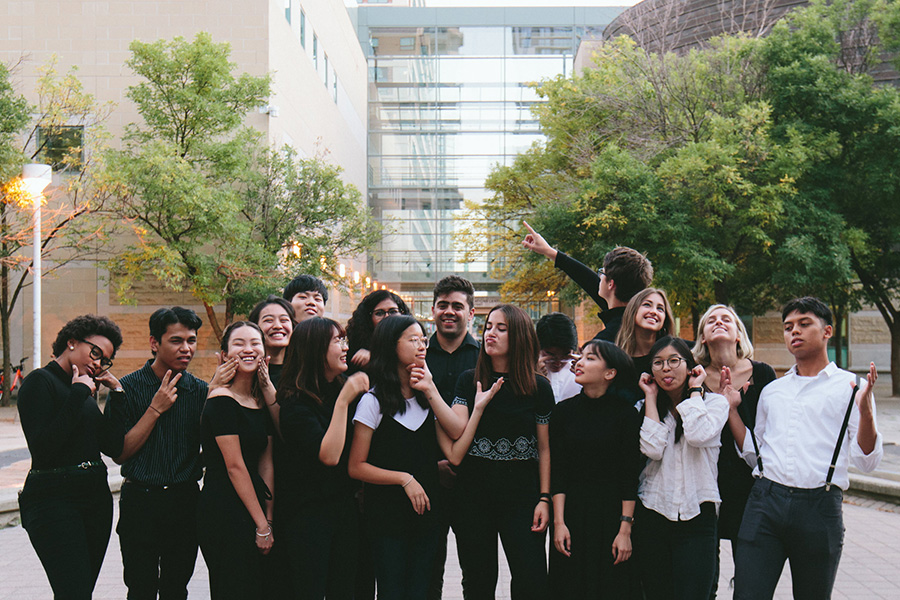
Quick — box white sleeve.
[848,382,883,472]
[677,393,729,448]
[353,392,383,430]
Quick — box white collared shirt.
[739,362,883,490]
[638,393,729,521]
[546,364,582,404]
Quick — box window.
[284,0,291,24]
[399,37,415,50]
[313,34,318,70]
[300,10,306,47]
[324,54,329,86]
[36,125,83,170]
[333,73,338,103]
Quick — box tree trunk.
[832,304,845,369]
[204,302,223,344]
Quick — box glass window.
[313,34,318,70]
[324,54,329,85]
[333,73,338,103]
[284,0,290,24]
[399,37,415,50]
[36,125,83,170]
[300,10,306,47]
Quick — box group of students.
[15,225,884,600]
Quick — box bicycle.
[0,356,28,403]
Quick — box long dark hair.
[346,290,411,359]
[368,314,427,417]
[615,288,675,356]
[219,321,265,406]
[580,339,635,387]
[277,317,345,406]
[648,336,696,442]
[474,304,539,396]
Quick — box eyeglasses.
[406,336,429,348]
[80,339,113,371]
[651,357,685,371]
[372,308,401,319]
[336,336,349,349]
[597,267,605,278]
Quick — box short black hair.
[580,339,635,385]
[52,314,124,358]
[536,312,578,352]
[603,246,653,303]
[283,274,328,304]
[248,295,296,325]
[782,296,832,326]
[149,307,203,343]
[433,275,474,311]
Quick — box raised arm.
[522,221,603,308]
[318,372,369,466]
[113,371,182,464]
[410,362,466,440]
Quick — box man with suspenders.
[728,296,883,599]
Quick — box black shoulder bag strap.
[825,375,861,491]
[740,386,765,478]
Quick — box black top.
[454,369,554,462]
[592,307,625,343]
[268,363,284,388]
[18,361,123,470]
[200,395,273,507]
[426,332,479,406]
[550,391,641,499]
[106,360,207,485]
[279,380,359,507]
[713,360,777,539]
[554,251,625,339]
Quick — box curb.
[848,472,900,499]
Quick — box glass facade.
[353,6,620,307]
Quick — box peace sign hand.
[150,370,181,415]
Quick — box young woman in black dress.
[615,287,676,378]
[198,321,276,600]
[347,315,466,599]
[277,317,370,599]
[248,295,296,387]
[451,304,554,600]
[691,304,776,595]
[345,289,411,370]
[549,340,641,599]
[17,315,125,599]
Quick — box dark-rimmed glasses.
[80,339,113,371]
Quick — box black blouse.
[18,361,123,470]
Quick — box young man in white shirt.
[730,296,882,599]
[536,312,582,403]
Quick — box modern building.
[349,3,624,320]
[0,0,369,378]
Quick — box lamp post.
[21,164,52,371]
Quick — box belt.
[123,479,197,492]
[28,460,105,476]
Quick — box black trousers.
[734,478,844,600]
[454,462,548,600]
[633,501,718,600]
[19,469,113,600]
[117,480,199,600]
[371,517,442,600]
[280,495,359,600]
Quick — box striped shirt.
[106,360,208,485]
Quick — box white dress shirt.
[546,365,582,404]
[353,392,430,431]
[639,393,729,521]
[739,362,883,490]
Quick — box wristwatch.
[688,386,704,397]
[620,515,634,524]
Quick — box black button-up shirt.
[426,332,480,406]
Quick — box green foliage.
[0,62,29,182]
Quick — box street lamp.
[22,163,52,371]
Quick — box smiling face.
[291,291,326,322]
[151,322,197,373]
[258,303,293,351]
[371,298,401,327]
[701,306,739,347]
[396,323,428,368]
[574,345,615,387]
[432,291,473,340]
[783,310,831,360]
[483,309,510,359]
[635,292,667,333]
[324,326,349,381]
[225,325,265,372]
[651,345,689,393]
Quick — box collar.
[428,332,479,354]
[785,361,839,378]
[46,360,71,384]
[599,305,625,321]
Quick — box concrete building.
[1,0,369,378]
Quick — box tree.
[107,33,378,339]
[0,58,115,405]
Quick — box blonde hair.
[615,288,674,356]
[691,304,754,366]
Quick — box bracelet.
[539,492,552,500]
[148,405,162,416]
[620,515,634,524]
[401,475,414,488]
[538,497,551,504]
[256,526,272,537]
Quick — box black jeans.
[454,462,548,600]
[633,501,718,600]
[371,518,441,600]
[281,496,359,600]
[734,478,844,600]
[118,480,199,600]
[19,469,113,600]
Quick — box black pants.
[428,481,467,600]
[734,478,844,600]
[118,480,199,600]
[19,469,113,600]
[633,501,718,600]
[371,518,441,600]
[281,495,359,600]
[454,462,548,600]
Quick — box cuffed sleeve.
[677,393,729,448]
[640,416,668,461]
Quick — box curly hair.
[346,290,411,361]
[52,314,124,358]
